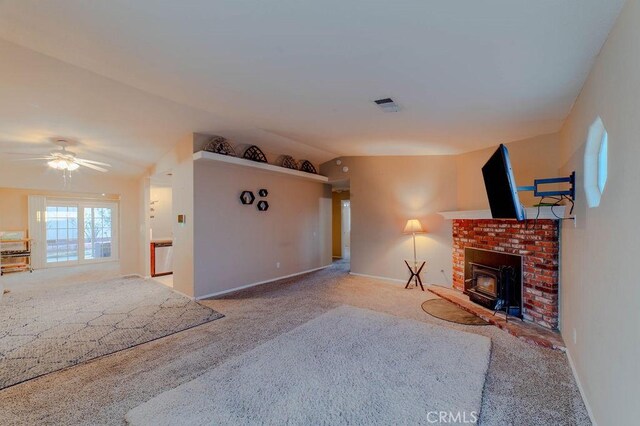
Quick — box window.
[45,200,118,265]
[597,131,608,194]
[46,204,79,263]
[584,117,608,208]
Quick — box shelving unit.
[1,231,33,276]
[193,151,329,183]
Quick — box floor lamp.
[403,219,426,287]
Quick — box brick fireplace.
[452,219,559,329]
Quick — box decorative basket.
[243,145,268,163]
[279,155,298,170]
[298,160,317,174]
[203,136,237,157]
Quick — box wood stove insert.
[464,248,522,319]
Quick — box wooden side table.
[404,260,426,291]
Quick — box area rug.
[0,276,223,389]
[422,299,489,326]
[126,305,491,425]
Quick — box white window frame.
[44,198,119,267]
[584,117,608,208]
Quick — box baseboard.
[349,272,405,285]
[196,265,331,300]
[167,286,196,300]
[565,347,597,425]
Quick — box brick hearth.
[452,219,559,329]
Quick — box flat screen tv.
[482,144,525,221]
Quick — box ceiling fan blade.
[9,157,54,161]
[76,161,108,172]
[75,158,112,167]
[2,152,51,157]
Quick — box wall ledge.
[194,151,329,183]
[439,206,566,220]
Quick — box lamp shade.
[403,219,425,234]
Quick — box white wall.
[557,0,640,423]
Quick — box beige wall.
[149,186,173,241]
[0,166,142,276]
[321,133,563,285]
[0,188,29,231]
[147,134,195,296]
[456,132,563,210]
[331,191,350,258]
[193,160,332,297]
[322,156,458,284]
[556,0,640,423]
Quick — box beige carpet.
[0,261,591,425]
[0,276,223,390]
[126,305,491,425]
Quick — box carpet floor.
[0,260,590,425]
[126,306,491,425]
[0,276,223,390]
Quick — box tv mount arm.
[516,171,576,200]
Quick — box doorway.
[149,172,174,287]
[341,200,351,260]
[331,187,350,266]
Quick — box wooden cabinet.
[150,240,173,277]
[1,231,33,275]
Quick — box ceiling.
[0,0,625,176]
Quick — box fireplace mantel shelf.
[438,206,566,221]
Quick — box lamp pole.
[412,232,417,267]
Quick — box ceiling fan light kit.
[11,140,112,184]
[47,158,79,171]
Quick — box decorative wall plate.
[204,136,237,156]
[258,189,268,197]
[257,200,269,211]
[243,145,268,163]
[240,191,255,205]
[279,155,298,170]
[298,160,317,174]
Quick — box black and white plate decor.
[257,200,269,211]
[240,191,255,205]
[258,189,268,197]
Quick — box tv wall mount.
[517,171,576,200]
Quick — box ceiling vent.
[374,98,399,112]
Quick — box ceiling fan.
[9,140,112,173]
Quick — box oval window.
[584,117,608,208]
